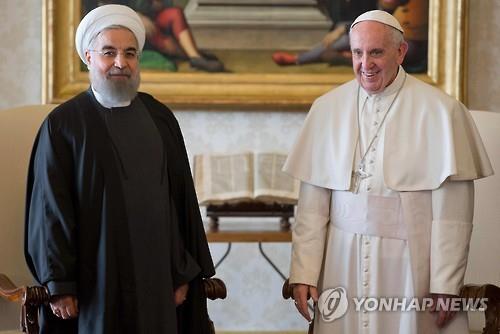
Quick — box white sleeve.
[289,181,331,286]
[430,180,474,295]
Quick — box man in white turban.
[25,4,215,334]
[284,9,493,334]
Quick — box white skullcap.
[351,10,404,34]
[75,4,145,64]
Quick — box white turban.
[351,10,404,34]
[75,4,146,64]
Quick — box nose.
[360,52,373,69]
[113,53,128,69]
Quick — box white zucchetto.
[75,4,145,64]
[351,9,404,33]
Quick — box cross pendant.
[351,166,371,194]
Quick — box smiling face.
[85,27,141,103]
[349,21,408,94]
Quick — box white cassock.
[283,68,493,334]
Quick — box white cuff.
[430,219,473,295]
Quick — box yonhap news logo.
[318,286,488,323]
[317,287,349,322]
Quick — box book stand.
[204,202,295,280]
[206,202,294,230]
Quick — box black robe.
[24,90,215,333]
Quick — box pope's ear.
[397,41,409,65]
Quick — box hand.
[50,295,79,319]
[292,284,318,322]
[322,25,346,48]
[429,293,457,328]
[174,283,189,306]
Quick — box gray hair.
[387,26,405,47]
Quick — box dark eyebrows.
[100,45,116,50]
[99,45,138,51]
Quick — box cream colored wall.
[0,0,499,331]
[467,111,500,330]
[0,1,41,109]
[468,1,500,111]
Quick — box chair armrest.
[282,278,293,300]
[0,273,26,302]
[0,273,50,334]
[203,277,227,300]
[460,284,500,334]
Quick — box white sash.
[331,191,407,240]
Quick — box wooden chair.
[0,273,226,334]
[282,279,500,334]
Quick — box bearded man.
[284,10,493,334]
[24,5,214,334]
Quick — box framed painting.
[42,0,468,110]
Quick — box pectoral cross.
[351,165,371,194]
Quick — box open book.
[194,152,299,205]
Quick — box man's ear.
[397,41,409,65]
[85,50,92,67]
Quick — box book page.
[194,152,254,205]
[253,152,299,204]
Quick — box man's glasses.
[88,49,141,60]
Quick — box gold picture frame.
[42,0,468,110]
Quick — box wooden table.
[205,221,292,280]
[206,221,291,243]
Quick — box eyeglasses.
[88,49,141,60]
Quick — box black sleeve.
[25,118,78,296]
[170,196,201,288]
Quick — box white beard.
[89,66,140,106]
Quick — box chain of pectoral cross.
[351,73,407,194]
